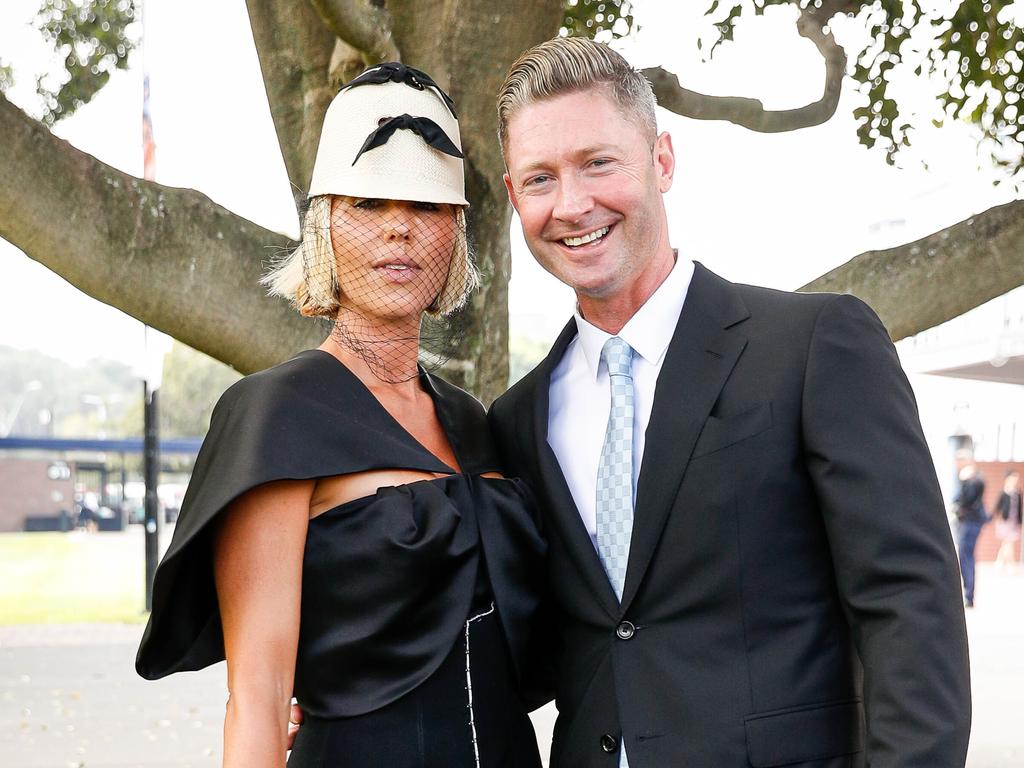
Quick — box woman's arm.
[214,479,313,768]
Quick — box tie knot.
[601,337,633,379]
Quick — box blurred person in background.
[994,469,1022,570]
[954,463,988,607]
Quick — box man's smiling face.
[503,88,675,304]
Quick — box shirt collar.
[574,256,695,380]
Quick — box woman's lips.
[374,262,422,283]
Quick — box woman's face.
[330,195,457,320]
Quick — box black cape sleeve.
[135,350,494,679]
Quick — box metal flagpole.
[140,0,162,612]
[143,373,160,611]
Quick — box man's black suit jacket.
[489,264,971,768]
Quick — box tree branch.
[0,94,323,374]
[308,0,399,62]
[643,2,848,132]
[245,0,338,205]
[801,200,1024,341]
[329,37,370,90]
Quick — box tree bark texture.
[0,93,322,375]
[309,0,400,62]
[801,199,1024,342]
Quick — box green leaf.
[33,0,138,123]
[562,0,636,41]
[844,0,1024,182]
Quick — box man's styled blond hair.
[497,37,657,155]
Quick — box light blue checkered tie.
[596,337,635,601]
[596,337,634,768]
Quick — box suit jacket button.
[600,733,618,753]
[616,620,635,640]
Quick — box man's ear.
[653,131,675,194]
[503,172,520,213]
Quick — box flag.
[142,74,156,181]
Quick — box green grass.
[0,530,149,624]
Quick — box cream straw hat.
[307,63,468,206]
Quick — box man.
[488,37,971,767]
[953,463,987,607]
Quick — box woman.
[995,470,1022,568]
[136,64,547,767]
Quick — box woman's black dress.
[135,350,548,767]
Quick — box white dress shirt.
[547,257,694,539]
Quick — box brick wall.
[0,458,75,532]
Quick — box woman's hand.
[287,700,304,750]
[214,479,313,768]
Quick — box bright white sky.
[0,0,1018,366]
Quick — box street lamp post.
[140,327,172,612]
[143,376,160,611]
[139,4,165,611]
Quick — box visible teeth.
[383,264,409,270]
[563,226,609,247]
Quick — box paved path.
[1,566,1021,767]
[963,565,1024,767]
[1,624,224,768]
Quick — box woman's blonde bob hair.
[262,195,478,319]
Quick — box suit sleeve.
[801,294,971,767]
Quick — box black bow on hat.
[344,62,458,118]
[352,114,464,166]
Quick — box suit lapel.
[620,264,750,612]
[528,319,621,619]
